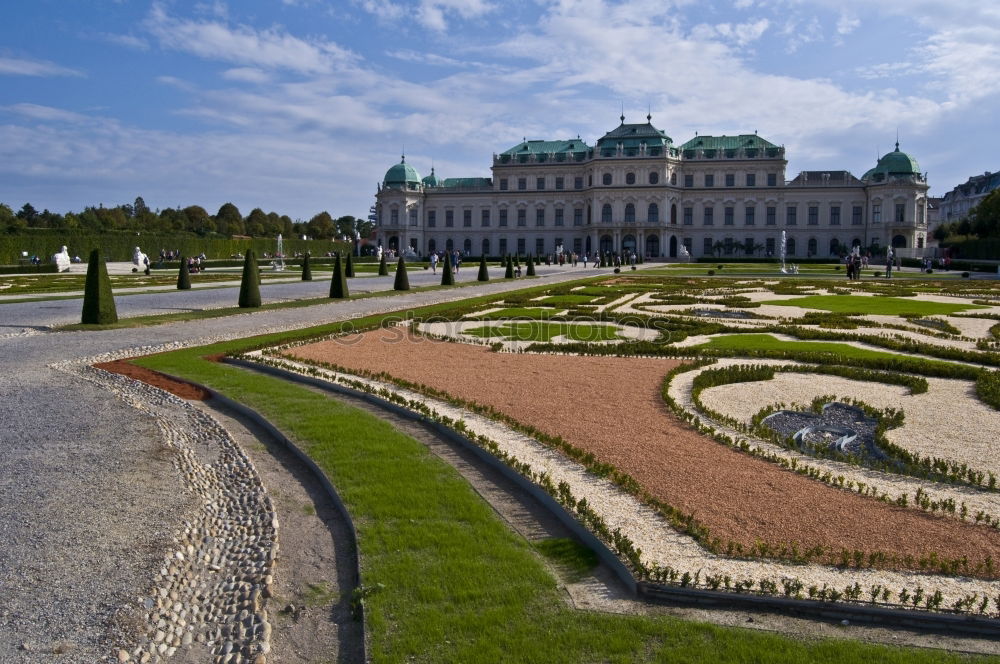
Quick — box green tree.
[393,257,409,290]
[17,203,38,225]
[215,202,243,236]
[330,253,349,298]
[505,256,514,279]
[526,253,536,276]
[177,257,191,290]
[81,248,118,324]
[184,205,214,235]
[335,215,358,240]
[246,207,268,236]
[308,211,334,239]
[441,251,454,286]
[265,211,283,237]
[238,250,261,308]
[134,196,150,217]
[301,253,312,281]
[378,252,388,276]
[280,215,294,237]
[345,252,355,278]
[1,203,23,231]
[970,189,1000,238]
[477,254,489,282]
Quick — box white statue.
[52,245,71,272]
[132,246,149,273]
[376,245,383,260]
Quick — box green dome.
[383,156,422,187]
[864,143,920,181]
[421,167,442,187]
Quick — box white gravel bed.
[255,352,1000,617]
[945,316,1000,340]
[594,291,640,313]
[668,360,1000,531]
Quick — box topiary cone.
[393,257,409,290]
[441,251,454,286]
[345,252,355,278]
[504,256,514,279]
[477,255,489,282]
[330,252,349,298]
[238,249,261,308]
[301,253,312,281]
[526,253,536,276]
[81,248,118,324]
[378,252,389,276]
[177,256,191,290]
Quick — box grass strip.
[761,295,985,316]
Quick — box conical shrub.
[393,257,409,290]
[238,249,261,308]
[81,248,118,324]
[477,255,489,282]
[526,254,536,276]
[345,252,355,278]
[378,252,389,276]
[599,254,607,268]
[330,253,349,298]
[441,251,454,286]
[505,256,514,279]
[177,256,191,290]
[301,253,312,281]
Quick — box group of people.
[429,250,463,273]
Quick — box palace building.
[374,116,929,260]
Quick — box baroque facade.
[939,171,1000,223]
[374,117,929,260]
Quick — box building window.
[704,207,714,225]
[428,210,436,227]
[499,209,508,226]
[917,235,925,249]
[745,206,755,225]
[725,173,735,187]
[895,203,905,222]
[499,238,507,255]
[390,209,398,225]
[536,177,544,190]
[649,171,659,184]
[499,178,509,191]
[464,238,472,254]
[648,203,659,223]
[481,209,490,227]
[873,203,881,223]
[427,238,436,254]
[724,237,734,255]
[573,238,582,253]
[829,238,840,255]
[766,237,775,255]
[724,206,734,225]
[445,210,454,227]
[786,206,797,225]
[536,238,545,255]
[852,206,862,225]
[807,238,818,256]
[482,238,490,256]
[574,176,583,189]
[683,207,693,225]
[517,209,526,226]
[830,205,840,226]
[463,209,472,227]
[767,173,777,187]
[766,206,776,225]
[786,237,796,255]
[555,176,564,190]
[703,237,714,255]
[808,206,819,225]
[574,208,583,226]
[536,208,545,226]
[626,172,636,185]
[555,208,564,226]
[515,178,525,191]
[684,174,694,187]
[624,203,635,222]
[601,204,612,223]
[746,174,756,187]
[670,172,677,185]
[744,237,754,255]
[410,208,418,226]
[683,238,693,255]
[602,173,612,185]
[517,238,526,255]
[705,174,714,187]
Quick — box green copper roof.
[440,177,491,188]
[679,134,778,151]
[500,139,591,156]
[596,120,673,147]
[421,167,442,187]
[864,143,920,180]
[383,156,421,187]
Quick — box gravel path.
[0,263,613,662]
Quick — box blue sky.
[1,0,998,220]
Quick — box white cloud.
[0,103,91,124]
[356,0,495,31]
[835,13,859,35]
[0,56,84,78]
[221,67,272,84]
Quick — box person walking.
[430,252,438,273]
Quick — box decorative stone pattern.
[54,355,277,664]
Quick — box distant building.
[939,171,1000,222]
[374,117,930,259]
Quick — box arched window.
[829,238,840,255]
[892,234,907,248]
[464,238,472,254]
[670,172,677,185]
[481,238,490,256]
[648,203,659,223]
[786,237,796,256]
[428,238,436,254]
[807,238,818,256]
[626,172,636,185]
[624,203,635,222]
[670,204,677,225]
[601,203,612,223]
[649,171,659,185]
[445,238,454,251]
[602,173,612,186]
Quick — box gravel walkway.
[0,263,611,662]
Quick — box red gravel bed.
[95,359,210,400]
[284,331,1000,572]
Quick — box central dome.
[383,156,421,188]
[863,143,920,181]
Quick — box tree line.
[0,196,374,241]
[934,188,1000,241]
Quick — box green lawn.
[464,321,623,342]
[133,336,994,663]
[761,295,984,316]
[464,307,559,320]
[536,294,600,307]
